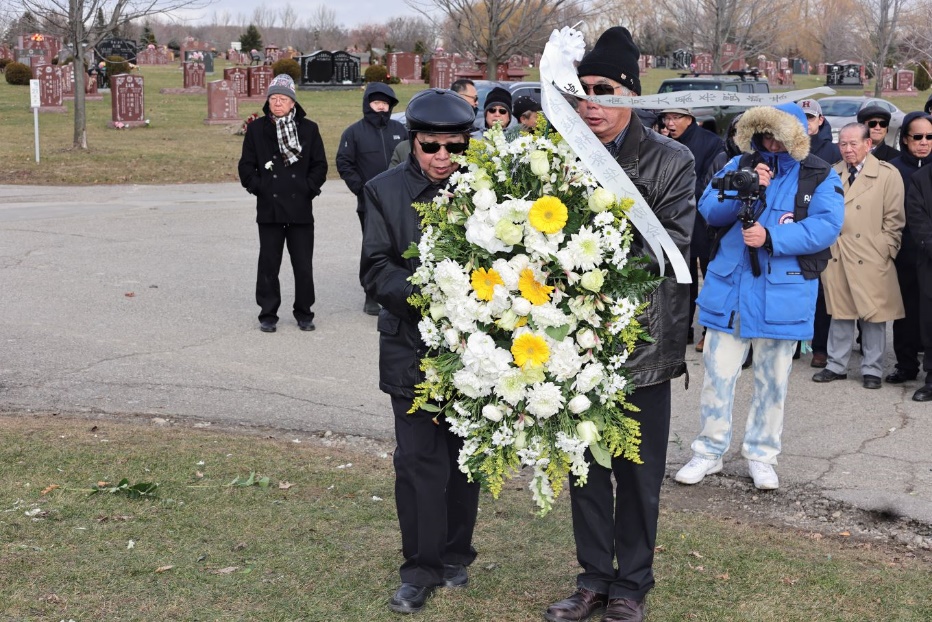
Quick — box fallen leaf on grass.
[155,565,174,573]
[689,551,704,559]
[278,481,293,490]
[781,576,799,585]
[41,484,60,495]
[716,573,730,581]
[654,545,666,553]
[231,542,247,551]
[839,531,851,537]
[212,566,240,574]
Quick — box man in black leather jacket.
[336,82,407,315]
[360,89,480,615]
[545,27,695,622]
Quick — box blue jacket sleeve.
[699,155,743,227]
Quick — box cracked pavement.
[1,182,930,528]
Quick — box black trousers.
[568,381,671,601]
[256,223,315,324]
[391,395,480,586]
[689,256,709,339]
[920,277,932,381]
[892,259,922,375]
[811,279,831,355]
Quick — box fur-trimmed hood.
[736,102,810,162]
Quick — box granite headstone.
[205,79,239,124]
[110,74,146,127]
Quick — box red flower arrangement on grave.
[237,112,261,136]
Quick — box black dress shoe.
[297,320,315,331]
[810,352,827,368]
[544,587,608,622]
[259,321,276,333]
[913,384,932,402]
[389,583,434,614]
[442,563,468,588]
[862,375,882,389]
[812,369,847,383]
[885,368,918,384]
[602,597,646,622]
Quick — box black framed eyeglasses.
[580,83,620,96]
[417,139,469,154]
[866,119,889,128]
[487,107,509,115]
[909,133,932,141]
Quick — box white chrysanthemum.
[593,211,615,228]
[574,362,605,393]
[565,226,603,271]
[473,187,498,211]
[501,198,531,223]
[547,339,584,382]
[511,296,532,316]
[523,227,563,259]
[452,368,494,398]
[495,368,527,406]
[491,258,520,291]
[526,382,565,419]
[434,259,470,297]
[486,284,511,316]
[447,296,481,333]
[530,303,571,328]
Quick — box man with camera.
[675,103,843,490]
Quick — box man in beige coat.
[813,123,905,389]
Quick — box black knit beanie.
[484,87,513,115]
[576,27,641,95]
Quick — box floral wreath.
[406,120,661,513]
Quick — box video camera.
[711,168,761,202]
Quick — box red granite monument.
[387,52,421,82]
[246,66,272,100]
[224,67,249,97]
[183,61,206,89]
[204,79,240,125]
[110,74,146,128]
[36,64,67,113]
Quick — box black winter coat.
[890,139,931,266]
[361,156,446,397]
[336,82,407,214]
[811,119,841,165]
[616,116,697,388]
[676,121,724,259]
[906,164,932,287]
[238,101,328,224]
[871,141,899,162]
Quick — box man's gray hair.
[841,122,870,140]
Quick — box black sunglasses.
[866,120,889,128]
[487,107,509,115]
[909,133,932,141]
[417,139,469,154]
[580,83,619,96]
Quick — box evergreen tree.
[140,22,156,46]
[239,24,262,52]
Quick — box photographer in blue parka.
[675,103,844,491]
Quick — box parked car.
[655,72,771,137]
[816,96,905,147]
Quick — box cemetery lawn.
[2,414,931,621]
[2,64,930,187]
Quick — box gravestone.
[332,51,360,83]
[36,64,67,113]
[184,49,214,73]
[896,70,914,92]
[387,52,421,82]
[881,67,894,92]
[137,45,171,65]
[247,65,273,98]
[84,71,102,99]
[0,44,11,60]
[224,67,249,97]
[183,61,206,89]
[430,54,453,89]
[110,74,146,127]
[264,45,281,64]
[204,79,239,124]
[61,63,75,98]
[96,37,138,63]
[301,51,334,84]
[693,53,713,74]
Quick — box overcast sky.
[174,1,427,31]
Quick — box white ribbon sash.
[539,26,836,284]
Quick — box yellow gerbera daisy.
[528,196,568,234]
[471,267,504,301]
[518,268,553,305]
[511,333,550,368]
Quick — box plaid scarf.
[274,109,302,166]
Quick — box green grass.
[1,415,930,621]
[2,62,928,187]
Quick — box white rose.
[513,429,527,450]
[576,420,601,443]
[473,187,498,211]
[444,328,461,349]
[568,395,592,414]
[529,150,550,177]
[495,219,524,246]
[588,187,615,212]
[482,404,504,422]
[511,297,532,316]
[576,328,598,350]
[473,169,493,191]
[580,269,605,293]
[496,309,521,331]
[429,301,447,321]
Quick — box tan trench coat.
[823,154,905,322]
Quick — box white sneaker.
[747,460,779,490]
[674,455,723,485]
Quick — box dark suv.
[655,72,770,137]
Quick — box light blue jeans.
[691,318,797,465]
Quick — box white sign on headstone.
[30,78,40,108]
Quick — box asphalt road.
[2,182,930,525]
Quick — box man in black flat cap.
[857,105,899,162]
[544,26,695,622]
[361,88,480,615]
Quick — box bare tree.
[250,5,276,32]
[297,6,347,52]
[900,0,932,79]
[384,16,436,54]
[18,0,211,150]
[349,22,387,55]
[277,3,298,50]
[407,0,588,79]
[856,0,912,95]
